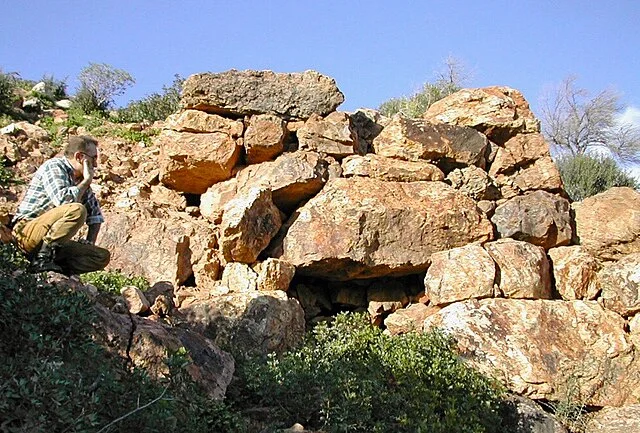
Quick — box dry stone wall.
[2,69,640,423]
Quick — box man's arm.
[86,223,101,244]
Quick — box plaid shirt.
[13,157,104,225]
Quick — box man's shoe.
[29,242,64,273]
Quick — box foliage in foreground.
[0,242,244,433]
[239,312,505,433]
[555,153,638,201]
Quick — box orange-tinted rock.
[548,246,600,300]
[270,177,493,280]
[423,298,640,406]
[298,112,362,158]
[573,187,640,260]
[424,86,540,144]
[244,113,286,164]
[342,154,444,182]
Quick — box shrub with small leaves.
[0,242,246,432]
[115,74,184,123]
[239,312,505,433]
[81,269,150,294]
[556,153,638,201]
[74,62,135,114]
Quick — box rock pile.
[2,70,639,431]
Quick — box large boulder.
[424,298,640,406]
[548,246,600,300]
[235,150,332,213]
[98,212,193,286]
[572,187,640,260]
[597,253,640,317]
[424,243,497,306]
[372,115,489,169]
[92,303,234,399]
[157,129,242,194]
[484,239,552,299]
[178,289,305,356]
[491,190,573,250]
[585,405,640,433]
[243,113,286,164]
[423,86,540,144]
[219,187,282,263]
[488,133,552,176]
[298,112,363,158]
[164,110,244,135]
[269,177,494,280]
[342,154,444,182]
[181,69,344,119]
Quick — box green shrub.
[115,74,184,123]
[240,312,505,433]
[556,153,638,201]
[0,156,22,187]
[0,242,245,433]
[74,63,135,114]
[379,80,460,118]
[0,70,20,115]
[81,269,150,294]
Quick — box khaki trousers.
[13,203,110,275]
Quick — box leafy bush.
[74,63,135,113]
[0,156,21,187]
[379,80,460,118]
[115,74,184,123]
[0,70,20,115]
[556,153,638,201]
[0,242,245,432]
[240,312,505,433]
[81,269,150,294]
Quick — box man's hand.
[82,158,95,183]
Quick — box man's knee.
[94,246,110,269]
[61,203,87,224]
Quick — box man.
[11,135,110,274]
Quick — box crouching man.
[11,135,110,274]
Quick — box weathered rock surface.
[598,253,640,317]
[446,165,500,200]
[423,298,640,406]
[269,177,494,280]
[181,69,344,119]
[98,212,193,286]
[244,113,286,164]
[165,110,244,136]
[200,178,238,223]
[221,262,258,292]
[178,289,305,356]
[485,239,552,299]
[342,154,444,182]
[255,258,296,292]
[585,404,640,433]
[488,133,551,176]
[120,285,150,314]
[219,188,282,263]
[548,246,600,300]
[573,187,640,260]
[384,303,440,335]
[424,86,540,144]
[297,111,363,158]
[492,190,573,250]
[372,115,489,169]
[499,156,564,193]
[424,243,496,306]
[93,303,234,399]
[158,129,241,194]
[502,395,568,433]
[235,151,331,212]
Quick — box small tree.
[556,153,638,201]
[541,76,640,164]
[379,56,469,118]
[75,62,135,113]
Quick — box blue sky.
[2,1,639,174]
